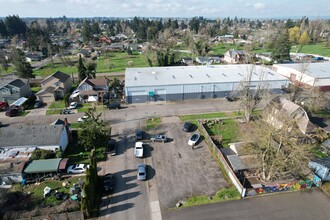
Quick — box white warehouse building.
[273,62,330,91]
[125,65,290,103]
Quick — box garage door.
[154,89,166,101]
[127,91,147,103]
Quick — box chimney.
[64,117,68,126]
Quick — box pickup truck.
[134,142,144,158]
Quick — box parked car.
[135,130,143,140]
[67,164,89,174]
[34,101,43,108]
[182,122,192,132]
[107,139,117,156]
[68,102,78,109]
[103,173,115,192]
[137,164,147,181]
[107,102,121,109]
[0,101,8,111]
[134,142,144,158]
[5,107,20,117]
[150,134,167,143]
[226,96,239,102]
[78,115,89,123]
[188,133,200,146]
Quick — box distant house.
[219,35,234,43]
[70,77,109,103]
[98,36,111,44]
[77,49,90,58]
[25,51,43,62]
[182,57,193,66]
[196,56,221,65]
[106,43,125,52]
[256,52,272,62]
[0,124,69,152]
[0,76,32,104]
[36,71,72,103]
[309,157,330,181]
[265,96,316,135]
[224,49,247,64]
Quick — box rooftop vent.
[206,74,210,78]
[222,73,227,77]
[238,72,242,76]
[268,71,274,75]
[152,71,156,75]
[134,77,137,80]
[189,74,193,78]
[172,75,176,79]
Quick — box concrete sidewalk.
[146,155,163,220]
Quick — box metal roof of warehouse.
[274,62,330,78]
[24,158,62,173]
[125,65,289,87]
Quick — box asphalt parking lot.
[150,117,228,208]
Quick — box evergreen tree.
[86,60,97,78]
[82,150,101,218]
[5,15,27,37]
[0,20,8,37]
[77,55,87,81]
[12,48,34,78]
[271,29,291,63]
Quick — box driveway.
[150,117,228,208]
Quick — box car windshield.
[136,146,142,149]
[139,172,145,176]
[191,134,199,141]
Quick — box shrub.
[30,149,56,160]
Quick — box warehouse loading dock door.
[154,89,166,101]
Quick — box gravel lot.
[150,118,228,208]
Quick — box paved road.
[0,99,242,125]
[163,189,330,220]
[99,119,150,220]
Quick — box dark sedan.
[107,139,117,156]
[103,174,115,192]
[182,122,192,132]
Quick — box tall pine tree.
[12,48,34,78]
[77,55,87,81]
[271,29,291,63]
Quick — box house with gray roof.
[0,124,69,152]
[36,71,71,103]
[0,75,32,104]
[224,49,247,64]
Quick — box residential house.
[77,49,90,58]
[265,96,316,135]
[196,56,221,65]
[25,51,43,62]
[224,49,247,64]
[98,36,112,44]
[219,35,234,43]
[71,77,109,103]
[0,124,69,152]
[106,43,125,52]
[309,157,330,181]
[0,75,32,104]
[0,161,25,186]
[36,71,72,103]
[182,57,193,66]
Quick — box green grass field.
[291,43,330,56]
[33,52,149,77]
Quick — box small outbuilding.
[309,157,330,181]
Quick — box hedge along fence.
[198,120,245,197]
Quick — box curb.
[146,156,163,220]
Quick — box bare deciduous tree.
[242,108,313,181]
[239,65,268,122]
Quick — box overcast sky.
[0,0,329,18]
